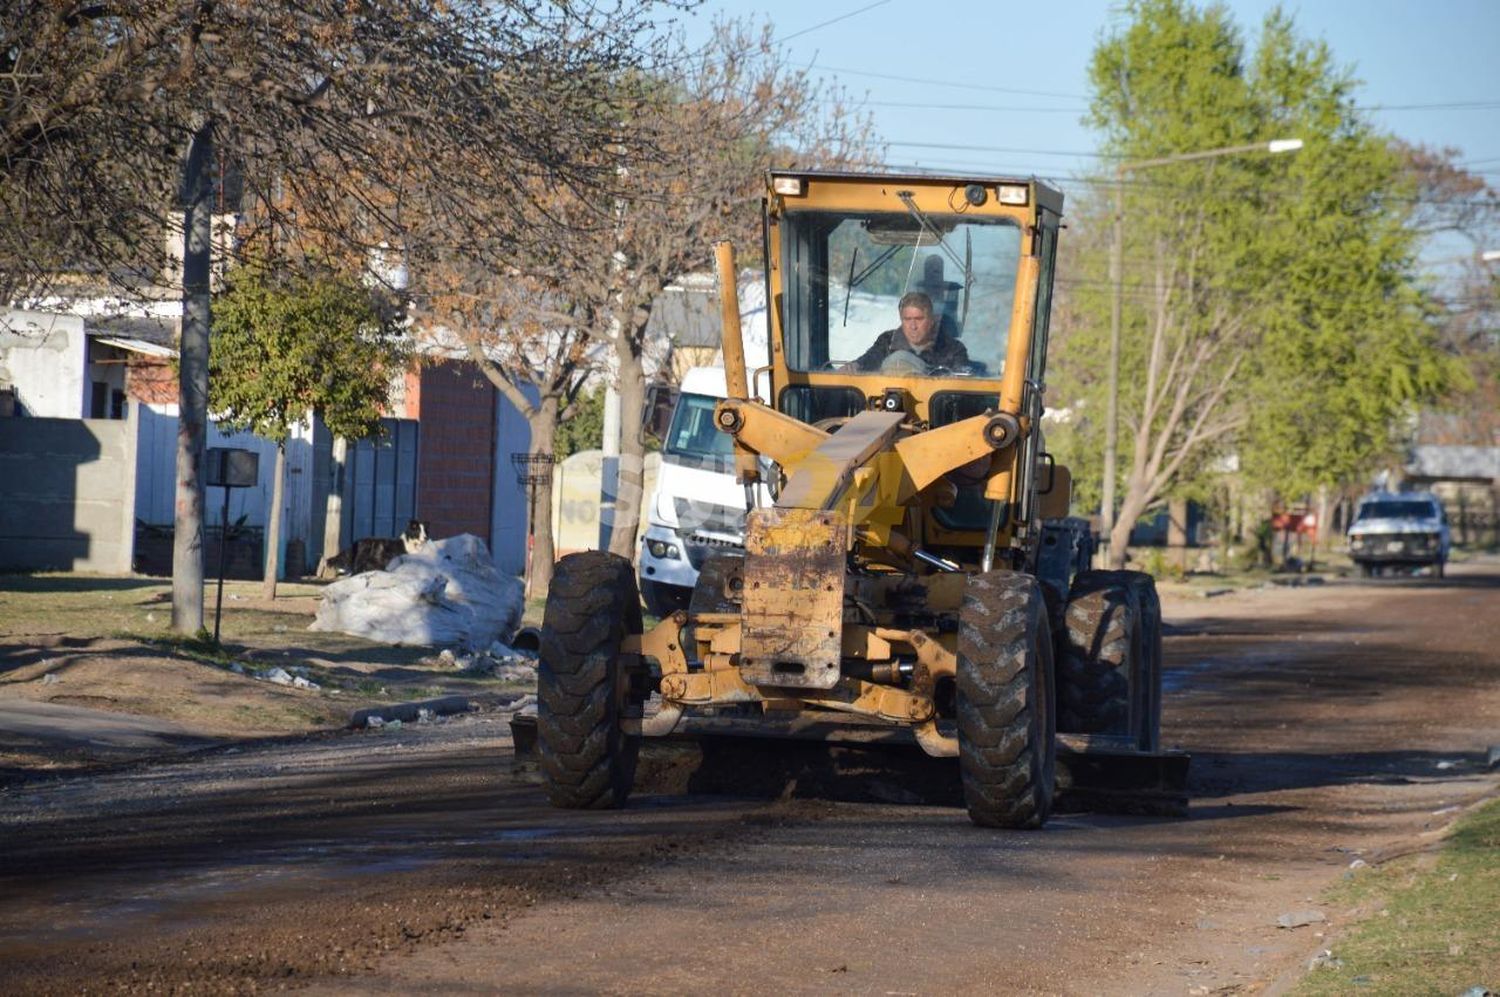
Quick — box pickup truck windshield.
[1356,501,1436,520]
[664,393,733,468]
[780,210,1022,378]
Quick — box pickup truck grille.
[685,533,744,570]
[1352,532,1437,555]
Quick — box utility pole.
[172,121,214,634]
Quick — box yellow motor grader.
[535,169,1175,828]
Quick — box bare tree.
[543,19,880,560]
[2,2,671,297]
[1401,143,1500,449]
[1,1,673,630]
[423,257,601,599]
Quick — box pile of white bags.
[310,534,523,651]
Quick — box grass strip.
[1294,797,1500,996]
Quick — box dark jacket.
[853,328,970,372]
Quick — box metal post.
[525,475,537,595]
[212,484,231,645]
[1101,168,1124,562]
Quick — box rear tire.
[1124,573,1163,753]
[537,551,642,809]
[956,571,1056,829]
[1058,570,1161,752]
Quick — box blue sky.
[679,0,1500,190]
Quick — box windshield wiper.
[896,190,970,280]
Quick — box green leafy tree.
[210,265,407,600]
[555,387,606,459]
[1055,0,1461,567]
[1233,13,1462,501]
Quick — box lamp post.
[1099,138,1304,564]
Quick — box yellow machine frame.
[622,170,1069,758]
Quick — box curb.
[349,695,472,729]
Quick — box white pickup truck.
[1347,490,1451,578]
[637,366,769,617]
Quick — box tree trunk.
[1167,496,1189,573]
[171,121,213,635]
[1107,480,1151,570]
[319,435,347,575]
[607,339,646,561]
[263,443,286,601]
[523,397,560,600]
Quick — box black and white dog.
[321,520,429,577]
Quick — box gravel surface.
[1,559,1497,994]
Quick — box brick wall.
[415,361,496,543]
[126,358,177,406]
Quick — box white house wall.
[0,309,88,417]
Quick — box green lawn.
[1294,798,1500,996]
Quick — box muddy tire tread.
[537,551,641,809]
[956,571,1055,829]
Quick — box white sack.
[310,534,523,650]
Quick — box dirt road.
[2,561,1497,994]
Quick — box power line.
[811,65,1084,100]
[776,0,893,44]
[1369,100,1500,111]
[850,99,1088,113]
[657,0,892,72]
[885,139,1104,157]
[838,98,1500,115]
[870,153,1500,205]
[807,60,1500,114]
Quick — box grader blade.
[510,714,1189,817]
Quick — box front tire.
[537,551,643,809]
[956,571,1056,829]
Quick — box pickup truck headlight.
[647,540,681,560]
[1349,535,1366,551]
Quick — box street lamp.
[1099,138,1304,561]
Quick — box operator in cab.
[852,291,969,374]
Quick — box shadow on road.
[0,575,166,595]
[1187,746,1490,799]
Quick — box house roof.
[92,335,177,359]
[1407,444,1500,482]
[645,282,723,349]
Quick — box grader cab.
[535,170,1176,828]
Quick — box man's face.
[900,306,936,349]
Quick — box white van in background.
[1347,490,1451,578]
[638,367,767,617]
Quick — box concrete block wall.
[0,410,138,573]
